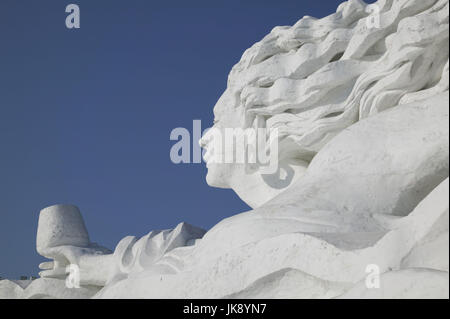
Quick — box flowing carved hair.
[218,0,449,163]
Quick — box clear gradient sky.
[0,0,367,279]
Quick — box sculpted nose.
[199,132,209,148]
[199,127,218,149]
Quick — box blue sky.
[0,0,350,279]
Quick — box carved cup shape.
[36,204,90,255]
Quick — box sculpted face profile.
[2,0,448,299]
[201,0,449,209]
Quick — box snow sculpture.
[1,0,448,299]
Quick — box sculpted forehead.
[213,90,235,118]
[213,56,294,128]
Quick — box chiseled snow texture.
[95,95,449,299]
[204,0,449,209]
[229,0,449,156]
[1,0,449,299]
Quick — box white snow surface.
[1,0,448,298]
